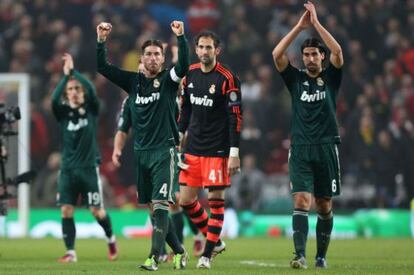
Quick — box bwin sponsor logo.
[135,93,160,104]
[300,90,326,102]
[190,93,213,107]
[67,118,88,131]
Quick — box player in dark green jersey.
[97,21,189,271]
[52,53,117,263]
[272,1,344,270]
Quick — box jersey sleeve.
[279,62,299,91]
[178,76,191,133]
[326,61,343,91]
[72,70,99,115]
[51,75,69,121]
[224,73,242,149]
[169,35,190,84]
[97,41,138,93]
[117,97,132,133]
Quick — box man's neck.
[306,68,322,78]
[144,71,160,78]
[69,102,81,109]
[201,61,217,73]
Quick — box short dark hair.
[195,30,221,48]
[141,39,164,54]
[301,38,326,55]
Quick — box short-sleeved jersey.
[179,62,243,157]
[97,35,189,151]
[51,70,100,169]
[280,62,342,145]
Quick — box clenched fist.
[170,21,184,36]
[97,22,112,42]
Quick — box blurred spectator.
[227,154,264,212]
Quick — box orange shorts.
[179,153,230,188]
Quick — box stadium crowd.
[1,0,413,210]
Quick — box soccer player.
[52,53,117,263]
[178,30,243,269]
[97,21,189,271]
[272,1,344,269]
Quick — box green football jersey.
[51,70,100,168]
[97,35,189,151]
[280,62,342,145]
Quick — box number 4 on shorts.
[159,183,168,197]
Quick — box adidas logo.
[302,81,309,86]
[188,82,194,88]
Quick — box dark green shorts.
[289,143,341,198]
[57,167,104,207]
[134,147,178,205]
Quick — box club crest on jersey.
[153,79,160,88]
[316,77,324,86]
[209,84,216,94]
[78,107,85,115]
[300,90,326,102]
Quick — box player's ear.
[215,47,221,56]
[320,51,325,61]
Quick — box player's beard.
[145,63,161,75]
[200,55,214,66]
[306,63,320,74]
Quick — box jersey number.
[87,192,101,205]
[331,179,337,193]
[159,183,168,197]
[208,169,223,183]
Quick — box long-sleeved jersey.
[51,70,100,169]
[280,62,342,145]
[179,62,243,157]
[97,35,189,151]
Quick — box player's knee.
[179,196,196,206]
[293,193,311,210]
[61,205,74,218]
[170,202,181,212]
[315,198,332,213]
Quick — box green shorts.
[288,143,341,198]
[134,147,178,205]
[57,166,104,207]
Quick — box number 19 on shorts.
[87,192,101,205]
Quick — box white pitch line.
[240,260,287,268]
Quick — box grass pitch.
[0,237,413,274]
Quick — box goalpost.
[0,73,30,237]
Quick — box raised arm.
[51,53,73,120]
[51,75,69,120]
[305,1,343,68]
[96,22,137,93]
[169,21,189,83]
[272,11,310,72]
